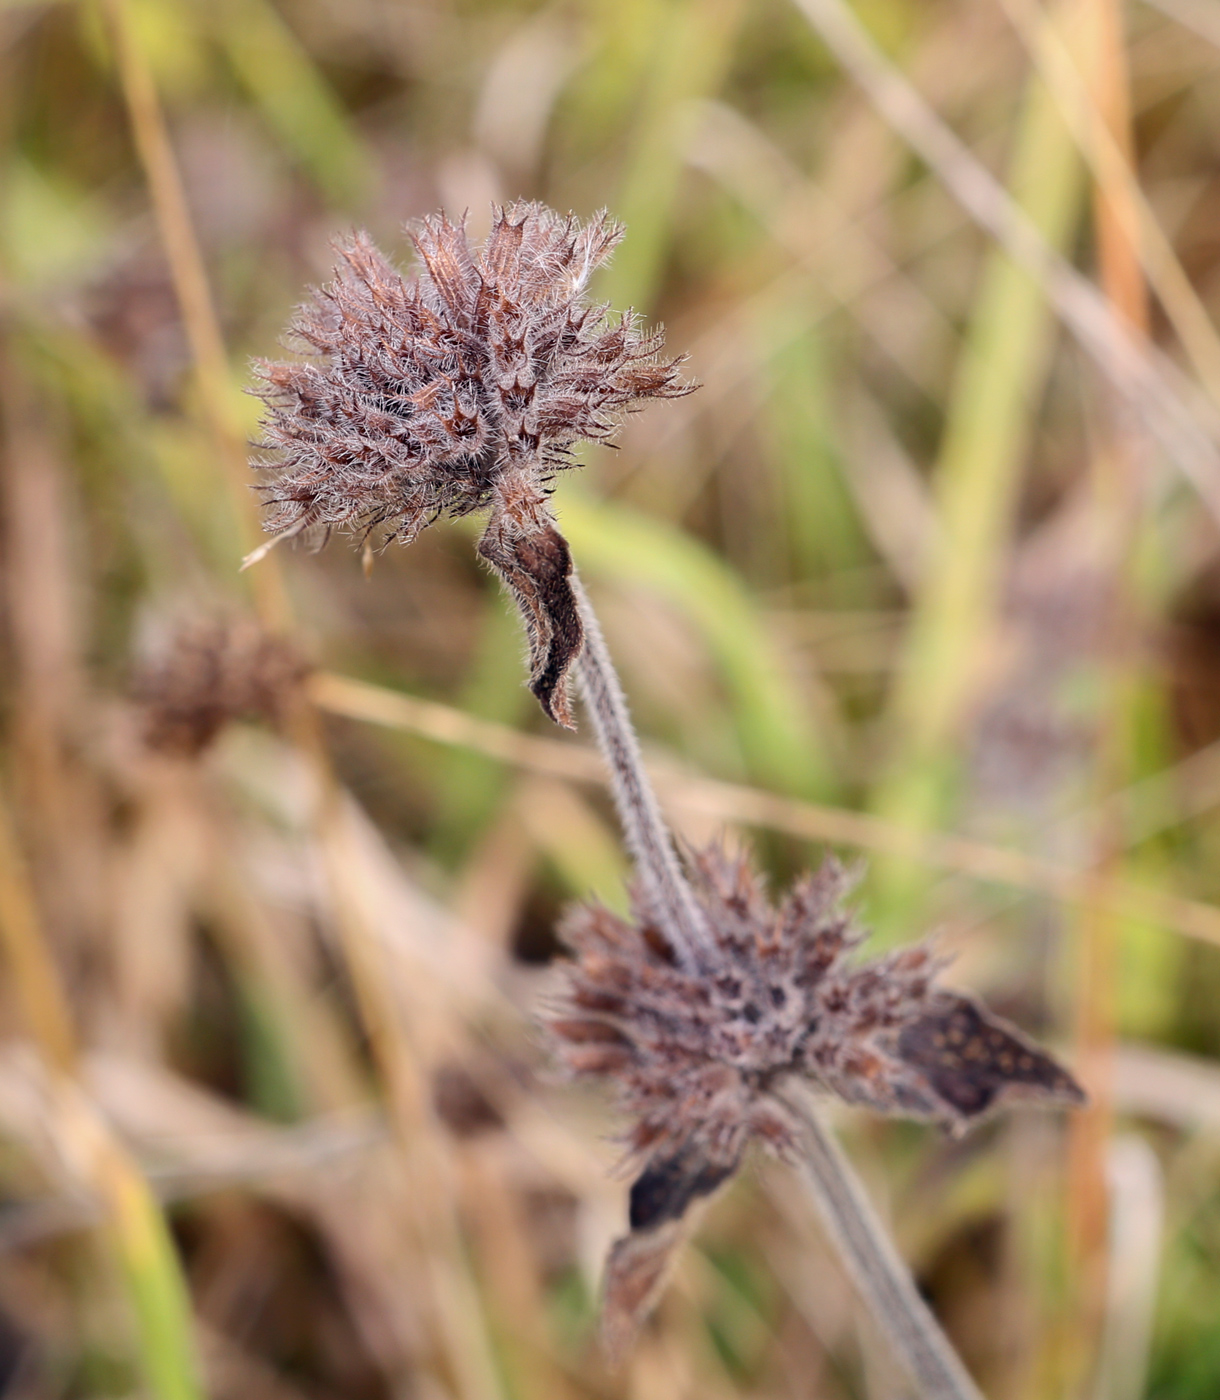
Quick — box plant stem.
[309,669,1220,949]
[572,573,711,968]
[571,573,983,1397]
[780,1087,985,1400]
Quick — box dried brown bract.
[549,846,1083,1349]
[134,618,310,757]
[252,203,691,727]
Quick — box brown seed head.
[134,617,310,757]
[550,845,1084,1234]
[252,203,692,726]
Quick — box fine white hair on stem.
[778,1087,986,1400]
[789,0,1220,529]
[571,573,712,970]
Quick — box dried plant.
[251,203,691,726]
[134,617,309,756]
[550,844,1083,1353]
[553,847,1081,1201]
[554,587,1085,1390]
[250,204,1086,1399]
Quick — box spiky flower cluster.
[252,203,691,726]
[134,618,309,756]
[551,847,1082,1235]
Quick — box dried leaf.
[628,1144,738,1231]
[600,1219,689,1363]
[896,995,1086,1129]
[477,488,582,728]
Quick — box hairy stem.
[780,1087,985,1400]
[571,574,711,969]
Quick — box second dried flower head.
[551,846,1085,1349]
[252,202,691,727]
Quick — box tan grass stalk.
[102,7,507,1390]
[0,793,205,1400]
[0,797,76,1074]
[287,717,509,1400]
[100,0,288,627]
[307,670,1220,951]
[1062,0,1152,1387]
[789,0,1220,528]
[997,0,1220,412]
[1140,0,1220,52]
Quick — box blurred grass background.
[2,0,1220,1395]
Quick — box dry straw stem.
[103,11,504,1386]
[100,0,401,1139]
[779,1087,985,1400]
[100,0,287,626]
[1142,0,1220,50]
[790,0,1220,529]
[0,797,76,1074]
[998,0,1220,411]
[308,670,1220,950]
[0,794,205,1400]
[298,735,508,1400]
[1060,0,1150,1378]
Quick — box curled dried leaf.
[628,1144,738,1232]
[476,477,582,727]
[600,1218,692,1363]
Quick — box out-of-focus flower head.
[252,203,692,727]
[134,617,309,757]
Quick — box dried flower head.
[550,845,1083,1348]
[134,617,310,757]
[252,203,692,727]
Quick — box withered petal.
[896,995,1086,1128]
[477,504,583,728]
[599,1144,736,1360]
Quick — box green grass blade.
[596,0,746,311]
[108,1161,206,1400]
[211,0,373,207]
[868,15,1088,927]
[559,496,837,800]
